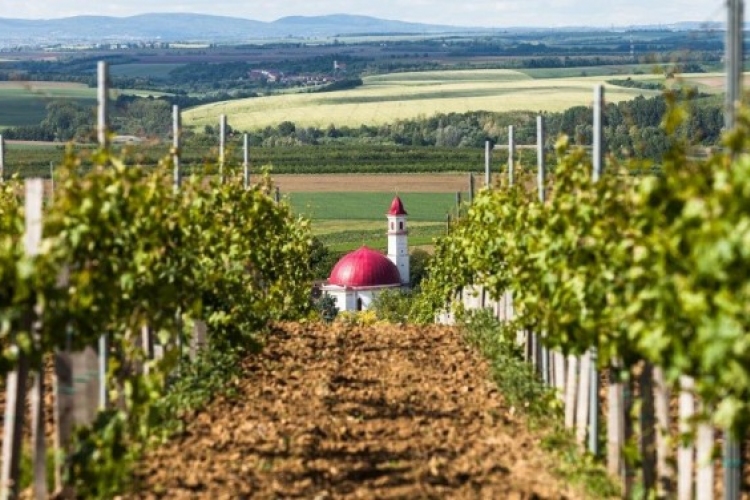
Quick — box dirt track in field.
[130,322,581,499]
[271,173,471,193]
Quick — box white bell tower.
[387,196,409,286]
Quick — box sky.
[1,0,726,28]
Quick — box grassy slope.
[183,69,660,130]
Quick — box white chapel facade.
[322,196,410,312]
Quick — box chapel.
[321,196,410,312]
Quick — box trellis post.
[97,61,109,411]
[0,134,4,182]
[173,105,181,190]
[243,133,250,189]
[484,140,491,187]
[219,114,227,183]
[589,84,603,459]
[0,180,43,500]
[508,125,514,186]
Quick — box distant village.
[248,61,347,86]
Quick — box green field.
[184,69,661,130]
[110,63,185,79]
[0,82,174,128]
[315,223,445,252]
[288,192,459,222]
[0,82,97,128]
[289,191,460,252]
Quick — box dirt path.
[131,322,581,499]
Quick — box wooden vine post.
[653,366,673,496]
[173,105,181,190]
[97,60,110,412]
[575,350,591,447]
[508,125,515,186]
[536,116,548,383]
[219,114,227,183]
[588,84,602,460]
[678,376,695,500]
[27,180,46,499]
[724,3,744,498]
[640,362,657,494]
[0,180,43,500]
[564,355,578,429]
[243,133,250,189]
[484,140,491,188]
[0,134,4,182]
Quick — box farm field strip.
[273,173,474,193]
[184,70,661,130]
[287,192,460,222]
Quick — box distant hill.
[0,13,478,45]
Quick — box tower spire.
[387,196,409,286]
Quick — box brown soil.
[270,173,472,193]
[129,322,581,499]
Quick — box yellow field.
[183,69,662,130]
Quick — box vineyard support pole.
[593,84,603,181]
[608,365,624,477]
[0,180,43,500]
[219,114,227,183]
[172,105,184,368]
[726,0,744,130]
[243,133,250,189]
[553,351,565,400]
[173,105,181,190]
[588,84,604,459]
[50,162,55,195]
[725,3,744,498]
[468,173,474,203]
[508,126,514,186]
[26,180,46,500]
[640,362,657,494]
[696,403,715,500]
[654,366,673,496]
[575,350,591,448]
[97,61,109,411]
[0,134,4,182]
[536,116,548,384]
[275,186,280,204]
[678,376,695,500]
[564,355,578,429]
[97,61,109,150]
[537,116,545,203]
[484,141,491,187]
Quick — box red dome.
[328,246,402,287]
[388,196,408,216]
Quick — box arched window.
[390,222,394,230]
[356,297,364,311]
[399,221,404,230]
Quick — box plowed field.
[130,323,581,499]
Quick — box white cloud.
[1,0,722,27]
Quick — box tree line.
[2,89,725,165]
